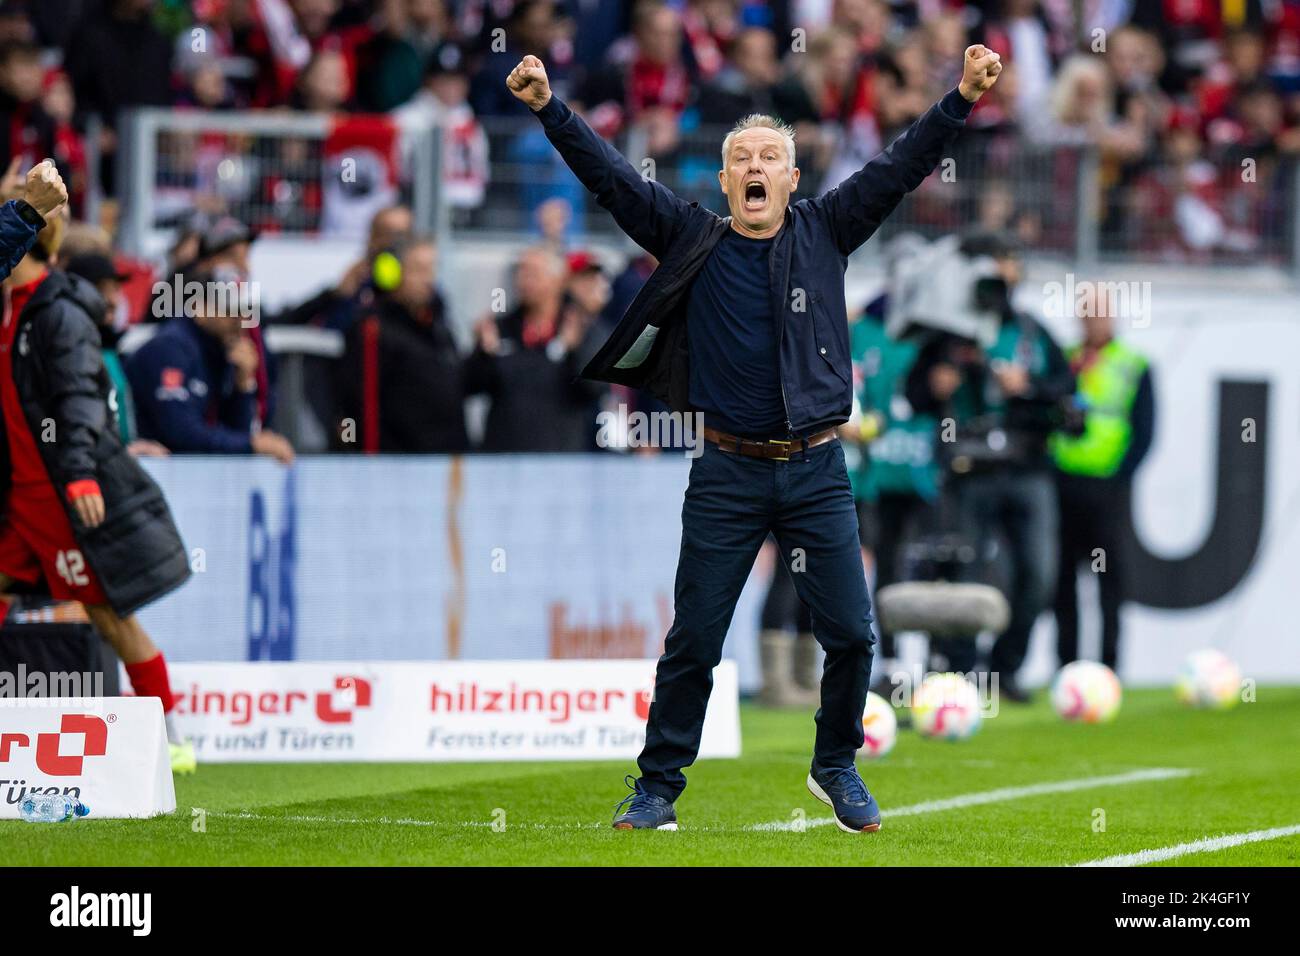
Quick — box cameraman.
[905,233,1074,701]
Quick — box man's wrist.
[941,87,977,121]
[13,199,46,228]
[532,94,568,129]
[958,82,979,103]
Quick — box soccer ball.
[1051,660,1122,723]
[911,672,982,740]
[858,692,898,759]
[1175,649,1242,710]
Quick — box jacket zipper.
[774,223,792,435]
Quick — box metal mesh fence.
[457,116,1300,273]
[117,110,441,259]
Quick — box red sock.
[124,652,175,714]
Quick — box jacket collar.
[21,269,110,327]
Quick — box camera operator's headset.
[372,247,404,292]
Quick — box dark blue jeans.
[638,438,875,801]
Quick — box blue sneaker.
[807,764,882,833]
[612,774,678,830]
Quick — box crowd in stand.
[0,2,1297,248]
[68,200,619,456]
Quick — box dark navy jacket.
[0,199,44,281]
[532,92,972,436]
[126,315,257,453]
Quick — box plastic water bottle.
[18,794,90,823]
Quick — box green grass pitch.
[6,687,1299,867]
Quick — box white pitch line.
[205,810,604,830]
[748,767,1197,832]
[1076,824,1300,867]
[209,810,442,827]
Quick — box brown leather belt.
[703,426,838,461]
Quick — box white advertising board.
[0,697,175,819]
[167,660,742,763]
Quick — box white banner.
[168,660,742,763]
[0,698,175,819]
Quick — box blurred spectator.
[465,246,605,452]
[1130,0,1268,89]
[393,41,488,212]
[510,111,585,238]
[357,0,451,112]
[771,27,879,189]
[250,0,374,107]
[981,0,1054,124]
[64,0,172,190]
[293,48,353,111]
[533,195,574,249]
[581,0,692,139]
[275,203,413,332]
[39,70,88,213]
[57,218,113,261]
[1030,54,1147,163]
[1127,109,1258,258]
[0,1,37,46]
[61,251,170,455]
[195,216,277,428]
[469,0,572,117]
[1198,28,1272,123]
[0,41,57,173]
[697,26,779,126]
[571,0,626,71]
[172,0,255,110]
[126,265,294,462]
[564,248,611,323]
[336,235,469,452]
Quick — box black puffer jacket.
[0,270,190,615]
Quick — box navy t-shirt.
[685,230,787,437]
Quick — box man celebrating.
[507,46,1001,833]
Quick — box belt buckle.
[767,438,792,461]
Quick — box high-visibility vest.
[1050,339,1147,478]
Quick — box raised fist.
[959,45,1003,102]
[506,55,552,111]
[25,159,68,218]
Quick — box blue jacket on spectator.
[126,315,256,453]
[531,91,971,437]
[0,199,45,281]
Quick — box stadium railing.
[114,108,447,260]
[109,108,1300,277]
[463,116,1300,277]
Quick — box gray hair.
[721,114,796,171]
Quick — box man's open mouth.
[744,180,767,211]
